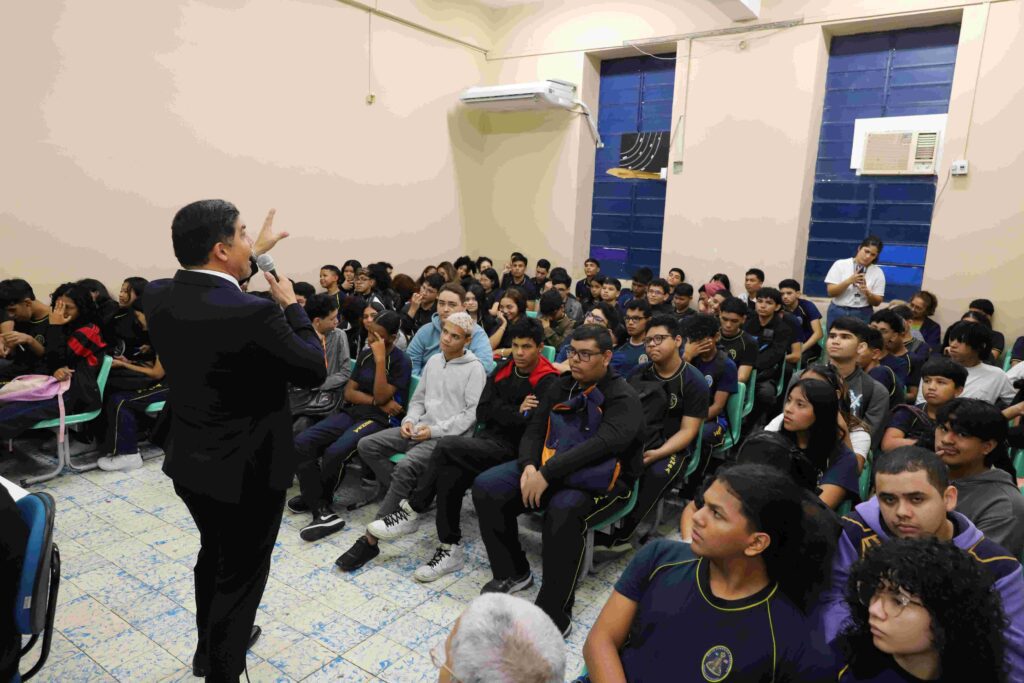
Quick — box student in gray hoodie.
[934,398,1024,556]
[337,311,486,571]
[290,294,351,433]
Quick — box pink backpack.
[0,375,72,442]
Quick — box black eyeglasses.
[566,348,600,362]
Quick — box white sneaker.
[366,499,420,540]
[97,452,143,472]
[414,543,465,582]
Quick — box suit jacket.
[144,270,326,503]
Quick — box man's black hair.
[507,318,544,346]
[669,267,685,282]
[0,279,36,307]
[548,267,572,288]
[320,264,342,278]
[539,289,564,316]
[862,326,884,352]
[778,278,801,291]
[305,292,340,321]
[936,398,1008,468]
[686,313,720,342]
[585,257,601,268]
[830,316,871,342]
[648,277,670,294]
[632,267,653,285]
[367,262,392,291]
[536,258,551,270]
[647,314,680,337]
[889,304,913,321]
[745,268,765,282]
[873,446,949,492]
[601,276,622,291]
[171,199,240,268]
[920,357,968,388]
[453,256,476,274]
[625,298,652,316]
[969,298,995,317]
[293,281,316,301]
[673,283,694,298]
[871,308,905,334]
[510,252,528,266]
[571,324,614,352]
[720,297,748,317]
[753,287,782,306]
[475,256,493,270]
[422,273,446,291]
[947,320,993,358]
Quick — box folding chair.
[13,491,60,682]
[19,355,114,487]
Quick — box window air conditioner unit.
[860,131,939,175]
[459,79,578,112]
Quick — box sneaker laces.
[381,507,410,528]
[426,546,452,569]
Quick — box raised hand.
[252,208,290,256]
[49,299,71,325]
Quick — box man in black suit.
[145,200,326,681]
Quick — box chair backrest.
[408,375,420,402]
[349,358,357,373]
[95,354,114,401]
[725,384,745,444]
[526,310,538,318]
[541,345,556,362]
[14,492,56,635]
[741,369,757,417]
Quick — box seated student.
[682,314,738,452]
[575,257,601,307]
[437,260,457,284]
[340,259,362,294]
[823,447,1024,678]
[538,289,575,350]
[882,357,966,453]
[366,319,558,582]
[739,267,765,307]
[289,281,313,308]
[321,263,365,351]
[706,287,731,317]
[95,297,168,472]
[582,464,833,683]
[354,264,394,312]
[666,267,685,288]
[771,379,861,509]
[531,258,551,296]
[406,283,496,375]
[836,538,1009,683]
[870,309,917,400]
[77,278,119,331]
[671,282,696,321]
[598,276,624,314]
[744,287,794,426]
[825,317,890,448]
[888,304,931,371]
[553,302,619,371]
[0,282,106,440]
[337,312,486,570]
[907,290,941,349]
[463,283,503,349]
[927,321,1016,408]
[547,267,583,325]
[289,293,352,434]
[857,326,906,410]
[644,277,673,316]
[620,267,653,310]
[290,312,410,536]
[598,315,709,548]
[477,267,501,311]
[108,277,150,359]
[453,255,476,282]
[1011,335,1024,368]
[494,289,528,357]
[716,297,757,385]
[471,325,644,634]
[500,252,539,307]
[779,278,824,364]
[969,298,1005,363]
[611,298,652,375]
[0,278,51,380]
[400,272,444,338]
[934,398,1024,556]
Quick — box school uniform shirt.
[886,404,935,446]
[879,352,914,388]
[843,366,890,446]
[904,337,931,370]
[785,299,823,344]
[499,274,538,302]
[673,307,697,322]
[614,540,831,683]
[611,339,649,375]
[345,346,412,427]
[868,364,906,409]
[718,331,758,374]
[634,361,710,440]
[692,352,739,424]
[7,315,49,373]
[649,302,674,317]
[837,656,956,682]
[743,315,793,381]
[824,258,886,308]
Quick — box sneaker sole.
[300,519,346,542]
[367,522,419,541]
[413,559,464,583]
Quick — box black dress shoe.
[192,625,262,677]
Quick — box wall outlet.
[951,159,968,176]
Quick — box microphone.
[256,253,279,282]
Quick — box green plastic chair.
[1012,448,1024,480]
[859,450,874,502]
[389,374,420,464]
[145,401,165,415]
[20,355,114,486]
[541,346,556,362]
[582,478,641,575]
[526,310,538,319]
[741,369,757,418]
[1004,352,1014,372]
[349,358,357,373]
[712,383,746,455]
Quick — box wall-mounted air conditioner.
[860,131,939,175]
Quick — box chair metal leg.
[65,438,100,474]
[583,529,595,576]
[20,436,68,487]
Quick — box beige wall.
[1,0,493,297]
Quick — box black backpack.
[627,373,670,451]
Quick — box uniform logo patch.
[668,392,679,410]
[702,645,733,682]
[704,374,713,387]
[727,349,737,360]
[638,353,649,365]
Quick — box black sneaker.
[287,495,310,514]
[481,571,533,595]
[299,508,345,542]
[335,536,380,572]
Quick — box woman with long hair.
[0,282,107,439]
[464,283,502,349]
[776,378,860,509]
[583,463,834,682]
[838,537,1007,682]
[825,235,886,327]
[477,267,501,311]
[493,289,527,357]
[339,259,362,294]
[436,261,457,284]
[415,264,438,288]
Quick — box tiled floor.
[6,437,665,682]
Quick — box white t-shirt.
[824,258,885,308]
[764,414,871,461]
[915,361,1017,408]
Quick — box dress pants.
[407,435,512,544]
[174,476,285,682]
[472,460,633,632]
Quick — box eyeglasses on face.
[566,347,600,362]
[856,584,924,618]
[644,334,671,347]
[624,315,648,323]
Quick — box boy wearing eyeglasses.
[610,299,652,375]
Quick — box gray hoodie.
[319,327,352,391]
[955,467,1024,557]
[403,348,486,438]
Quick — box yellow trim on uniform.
[648,558,699,582]
[766,600,777,681]
[837,664,849,680]
[841,515,871,533]
[967,539,1017,564]
[694,558,779,611]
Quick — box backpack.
[541,384,623,493]
[626,374,670,451]
[0,375,72,443]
